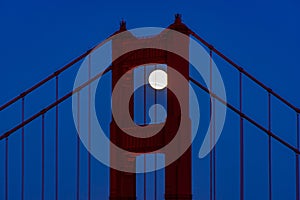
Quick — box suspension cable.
[1,65,299,164]
[188,29,299,114]
[1,29,299,162]
[0,49,93,112]
[189,77,300,155]
[0,65,111,140]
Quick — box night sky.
[1,0,300,199]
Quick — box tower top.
[174,13,182,24]
[119,19,127,31]
[168,14,189,34]
[113,14,189,37]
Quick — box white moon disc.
[148,69,168,90]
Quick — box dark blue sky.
[1,0,300,199]
[1,0,299,106]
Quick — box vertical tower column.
[164,56,192,200]
[110,22,137,199]
[165,14,192,200]
[110,66,137,199]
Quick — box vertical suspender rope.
[144,65,147,200]
[77,93,81,200]
[211,50,217,200]
[88,55,91,200]
[296,113,299,200]
[154,154,157,200]
[21,97,25,200]
[213,97,216,200]
[209,49,217,200]
[55,75,59,200]
[5,137,8,200]
[239,71,244,200]
[144,155,146,200]
[41,114,45,200]
[154,65,157,200]
[268,92,272,200]
[209,49,213,200]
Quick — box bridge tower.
[110,14,192,200]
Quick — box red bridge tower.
[110,14,192,200]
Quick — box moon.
[148,69,168,90]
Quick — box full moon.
[148,69,168,90]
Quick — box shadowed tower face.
[110,15,192,200]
